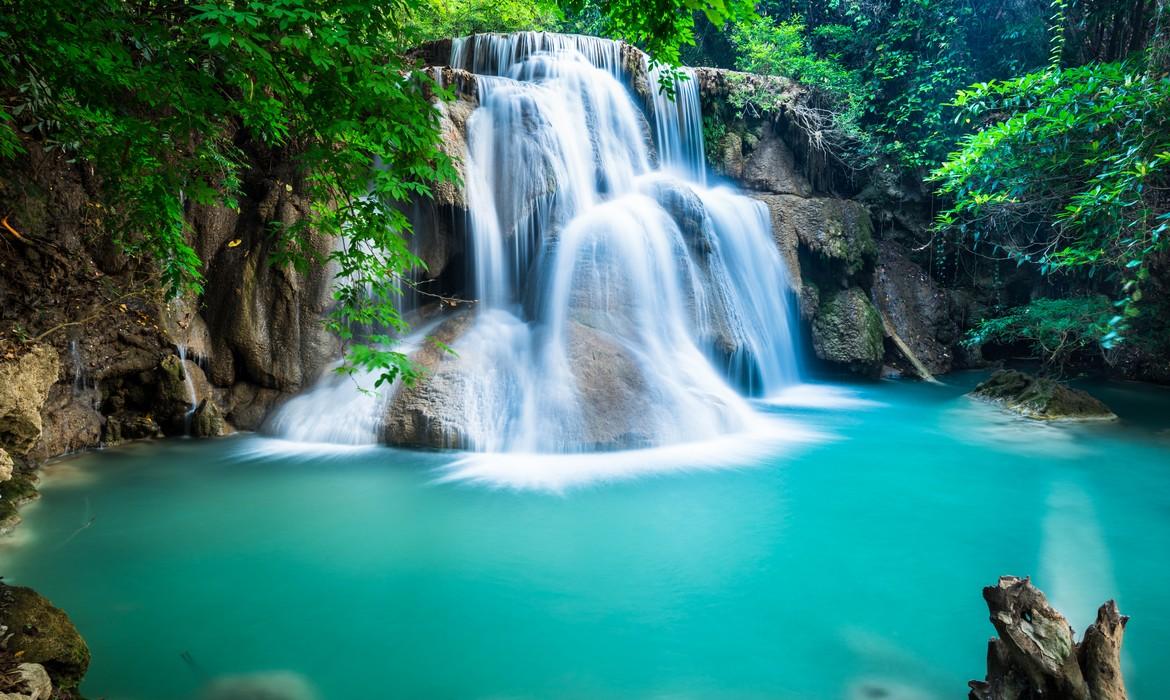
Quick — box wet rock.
[811,287,884,377]
[191,398,227,438]
[103,414,163,443]
[200,182,339,394]
[31,385,103,460]
[155,354,214,435]
[764,194,875,280]
[741,130,813,196]
[566,321,657,449]
[226,382,284,431]
[0,472,38,536]
[0,346,60,455]
[0,584,90,694]
[872,241,957,375]
[969,370,1117,421]
[383,311,478,449]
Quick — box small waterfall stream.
[269,32,800,454]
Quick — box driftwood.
[970,576,1128,700]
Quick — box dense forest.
[3,0,1167,381]
[3,2,1169,699]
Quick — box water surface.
[4,374,1169,699]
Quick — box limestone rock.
[0,663,53,700]
[0,448,11,483]
[811,287,884,377]
[0,584,90,694]
[969,370,1117,421]
[0,345,60,455]
[191,398,227,438]
[155,354,214,435]
[761,194,876,280]
[872,240,957,375]
[103,414,163,443]
[382,311,478,448]
[0,472,38,536]
[31,385,103,460]
[741,130,813,196]
[225,382,283,431]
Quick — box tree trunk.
[969,576,1128,700]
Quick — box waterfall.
[177,344,199,435]
[268,33,801,453]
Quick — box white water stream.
[269,33,801,455]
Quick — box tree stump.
[969,576,1128,700]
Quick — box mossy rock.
[0,584,90,694]
[969,369,1117,421]
[0,471,39,536]
[811,287,885,377]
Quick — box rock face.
[382,311,478,448]
[969,370,1117,421]
[811,287,884,377]
[0,584,90,695]
[873,240,958,375]
[969,576,1128,700]
[0,346,60,456]
[0,449,11,482]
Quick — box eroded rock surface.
[0,346,59,455]
[969,370,1116,421]
[0,584,89,695]
[811,287,884,377]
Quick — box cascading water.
[268,32,802,458]
[177,344,199,435]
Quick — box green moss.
[0,471,39,532]
[0,584,90,693]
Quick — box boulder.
[0,584,89,694]
[191,398,227,438]
[872,240,957,375]
[969,370,1117,421]
[155,354,214,435]
[0,346,59,455]
[811,287,884,377]
[382,311,478,448]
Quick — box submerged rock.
[969,370,1117,421]
[811,287,884,377]
[0,345,60,456]
[0,584,89,695]
[200,671,319,700]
